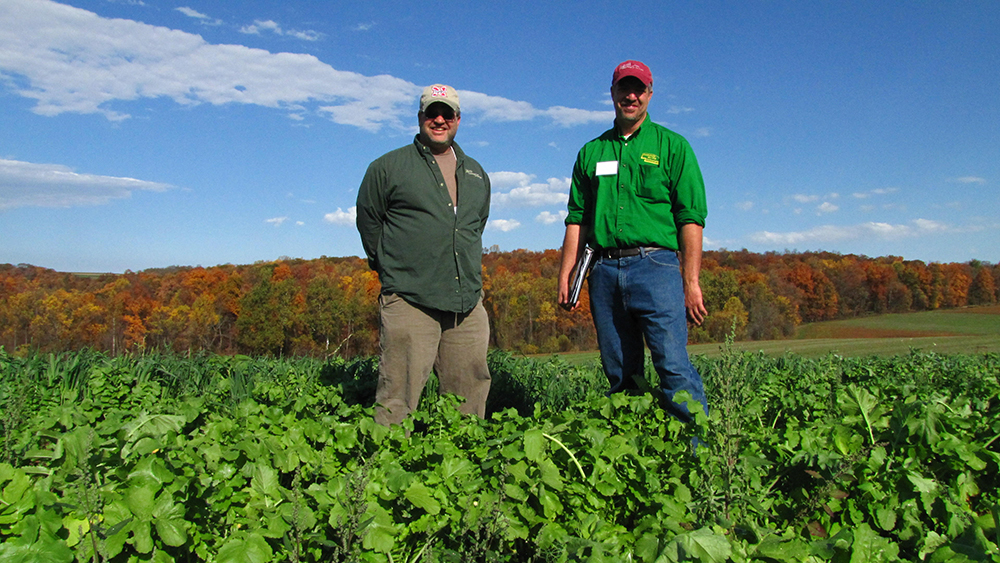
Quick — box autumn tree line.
[1,249,998,358]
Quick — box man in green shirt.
[558,60,709,422]
[356,84,491,427]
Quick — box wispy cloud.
[239,19,321,41]
[175,7,220,25]
[323,206,356,226]
[948,176,986,184]
[735,201,754,211]
[0,0,610,131]
[817,202,839,214]
[487,219,521,232]
[0,158,173,209]
[490,172,569,207]
[265,216,288,227]
[750,219,948,245]
[535,210,568,225]
[352,22,375,32]
[854,187,900,198]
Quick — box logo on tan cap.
[420,84,460,113]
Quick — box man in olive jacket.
[356,84,491,426]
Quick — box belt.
[599,246,665,259]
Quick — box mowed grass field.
[549,304,1000,364]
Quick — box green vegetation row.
[2,347,999,561]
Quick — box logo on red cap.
[612,60,652,87]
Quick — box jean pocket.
[647,249,680,269]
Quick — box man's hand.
[684,281,707,325]
[557,224,586,311]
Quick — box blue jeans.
[588,248,709,422]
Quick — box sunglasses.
[423,106,456,121]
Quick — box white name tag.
[595,161,619,176]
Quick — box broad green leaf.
[1,469,30,505]
[524,428,545,461]
[851,522,900,562]
[658,527,731,563]
[538,458,564,491]
[404,482,441,515]
[216,533,274,563]
[124,484,156,521]
[907,472,938,494]
[875,506,897,532]
[154,517,188,547]
[538,487,564,519]
[61,514,90,548]
[361,505,397,553]
[128,456,172,490]
[0,539,74,563]
[635,533,661,561]
[130,519,153,554]
[754,535,810,562]
[250,464,280,499]
[385,465,413,493]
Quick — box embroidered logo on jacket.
[465,170,483,179]
[640,153,660,166]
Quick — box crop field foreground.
[2,346,999,562]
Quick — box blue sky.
[1,0,997,273]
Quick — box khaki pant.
[375,293,491,426]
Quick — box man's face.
[611,76,652,127]
[418,102,460,153]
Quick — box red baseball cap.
[612,60,653,88]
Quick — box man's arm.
[557,223,589,310]
[355,163,386,271]
[678,222,707,325]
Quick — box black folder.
[567,246,594,308]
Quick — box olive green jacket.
[356,136,490,313]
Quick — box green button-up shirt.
[566,116,707,251]
[356,136,490,313]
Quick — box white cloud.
[542,106,613,127]
[692,127,712,138]
[323,206,356,225]
[912,218,947,232]
[490,172,569,207]
[175,7,218,24]
[352,22,375,32]
[750,218,950,245]
[949,176,986,184]
[0,0,607,131]
[666,105,694,114]
[239,19,320,41]
[792,194,819,203]
[736,201,754,211]
[535,210,568,225]
[176,7,206,18]
[817,202,839,214]
[265,216,288,227]
[0,158,173,209]
[487,219,521,232]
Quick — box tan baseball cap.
[420,84,460,113]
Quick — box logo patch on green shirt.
[640,153,659,166]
